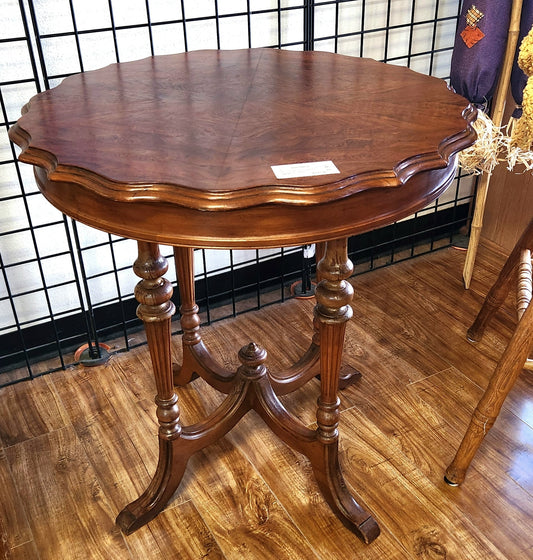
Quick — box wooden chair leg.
[517,248,532,321]
[445,301,533,486]
[468,219,533,342]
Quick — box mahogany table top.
[9,48,476,248]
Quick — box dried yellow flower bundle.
[458,110,506,175]
[507,24,533,170]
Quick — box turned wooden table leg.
[173,246,235,391]
[173,247,201,386]
[117,242,185,534]
[314,241,361,389]
[312,238,380,543]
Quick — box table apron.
[34,159,457,249]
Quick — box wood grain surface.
[10,49,473,202]
[8,49,476,248]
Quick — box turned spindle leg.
[117,242,185,534]
[173,247,201,385]
[175,247,201,348]
[172,246,235,391]
[315,241,361,389]
[313,238,380,543]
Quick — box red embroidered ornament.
[461,25,485,48]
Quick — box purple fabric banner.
[450,1,513,107]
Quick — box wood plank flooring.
[1,243,532,559]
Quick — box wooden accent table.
[9,48,475,544]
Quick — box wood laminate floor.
[0,243,531,559]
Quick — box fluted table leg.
[312,238,380,543]
[315,241,362,389]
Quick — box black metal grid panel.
[1,0,470,386]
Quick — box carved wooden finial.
[237,342,267,381]
[238,342,267,367]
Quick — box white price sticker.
[271,160,340,179]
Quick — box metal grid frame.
[1,0,472,386]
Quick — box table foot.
[173,340,237,392]
[267,342,320,395]
[317,363,362,390]
[339,364,363,389]
[117,378,251,534]
[311,442,380,544]
[116,437,189,535]
[172,360,198,385]
[244,343,379,544]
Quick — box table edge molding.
[8,104,476,212]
